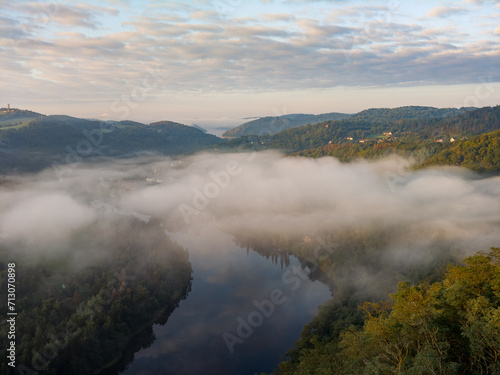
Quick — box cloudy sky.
[1,0,499,128]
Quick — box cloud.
[262,13,296,22]
[114,152,500,258]
[1,152,499,304]
[426,6,467,18]
[1,0,499,109]
[0,192,96,246]
[465,0,500,4]
[10,3,119,29]
[0,16,31,39]
[2,153,498,258]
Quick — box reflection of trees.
[99,288,192,375]
[232,231,337,296]
[232,223,460,310]
[234,232,292,269]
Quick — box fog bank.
[1,152,499,268]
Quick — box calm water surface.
[121,228,331,375]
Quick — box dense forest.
[277,247,500,375]
[222,106,475,138]
[226,213,499,375]
[0,115,221,173]
[224,105,500,153]
[293,129,500,173]
[216,106,500,173]
[222,112,352,137]
[418,130,500,172]
[1,106,498,175]
[349,106,475,123]
[0,216,193,375]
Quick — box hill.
[350,105,474,122]
[222,112,352,137]
[221,106,476,138]
[0,107,43,130]
[417,129,500,172]
[277,248,500,375]
[0,116,222,174]
[292,129,500,173]
[217,106,499,153]
[1,105,497,174]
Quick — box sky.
[1,0,499,129]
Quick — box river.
[120,227,332,375]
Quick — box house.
[450,138,456,142]
[383,132,392,136]
[436,138,444,143]
[121,181,136,190]
[346,137,353,140]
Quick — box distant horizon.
[2,102,496,134]
[1,0,499,130]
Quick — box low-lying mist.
[1,151,499,281]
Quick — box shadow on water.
[100,294,191,375]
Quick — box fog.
[1,151,499,271]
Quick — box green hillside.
[0,116,222,173]
[0,108,43,130]
[1,106,497,174]
[218,105,499,151]
[417,129,500,172]
[222,106,476,138]
[350,106,475,122]
[268,106,493,152]
[222,112,352,137]
[277,248,500,375]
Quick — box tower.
[7,104,10,111]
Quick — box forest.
[0,115,221,173]
[1,105,499,374]
[229,228,500,374]
[293,129,500,173]
[276,247,500,375]
[216,106,500,173]
[2,106,499,175]
[0,216,193,375]
[222,106,475,138]
[227,105,500,153]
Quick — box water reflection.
[121,228,331,375]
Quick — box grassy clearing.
[0,117,36,130]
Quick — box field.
[0,117,37,130]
